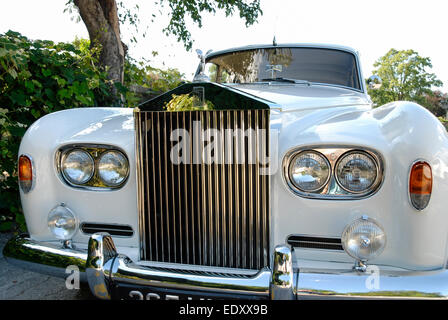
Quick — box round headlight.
[288,150,330,192]
[341,216,386,262]
[336,151,378,193]
[61,149,94,185]
[98,150,129,187]
[48,204,78,240]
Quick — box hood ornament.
[193,49,212,82]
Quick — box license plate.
[114,284,262,300]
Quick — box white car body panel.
[16,44,448,275]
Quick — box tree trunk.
[74,0,125,104]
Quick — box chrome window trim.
[282,145,384,200]
[199,44,365,93]
[55,143,130,191]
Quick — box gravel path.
[0,232,94,300]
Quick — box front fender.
[272,102,448,270]
[18,107,139,255]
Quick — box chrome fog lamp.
[288,150,330,192]
[341,216,386,262]
[48,204,78,240]
[98,150,129,187]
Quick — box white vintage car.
[4,43,448,300]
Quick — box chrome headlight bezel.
[57,144,130,191]
[287,150,331,193]
[283,146,384,200]
[334,150,381,194]
[97,150,130,187]
[61,149,95,186]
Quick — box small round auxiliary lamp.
[341,216,386,272]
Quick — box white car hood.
[228,83,371,111]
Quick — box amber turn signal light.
[18,155,33,193]
[409,161,432,210]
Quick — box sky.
[0,0,447,92]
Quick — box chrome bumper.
[3,233,448,299]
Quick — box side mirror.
[367,75,382,90]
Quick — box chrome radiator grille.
[135,109,270,270]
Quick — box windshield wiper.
[260,77,311,85]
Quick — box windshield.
[202,47,361,90]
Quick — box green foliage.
[124,57,184,107]
[165,93,214,111]
[159,0,262,50]
[438,117,448,131]
[0,31,112,232]
[367,49,443,108]
[425,91,448,118]
[65,0,262,51]
[0,31,184,232]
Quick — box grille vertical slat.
[137,109,270,270]
[220,111,227,267]
[234,111,241,269]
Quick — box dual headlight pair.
[286,149,382,197]
[59,146,129,189]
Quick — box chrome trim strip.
[150,112,158,260]
[5,234,448,299]
[143,112,150,257]
[296,268,448,299]
[220,111,227,267]
[111,256,271,297]
[234,110,240,268]
[134,109,146,259]
[213,111,220,266]
[163,112,170,261]
[241,110,247,269]
[227,110,234,268]
[2,235,88,279]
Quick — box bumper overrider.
[3,233,448,300]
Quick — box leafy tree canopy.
[368,49,443,107]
